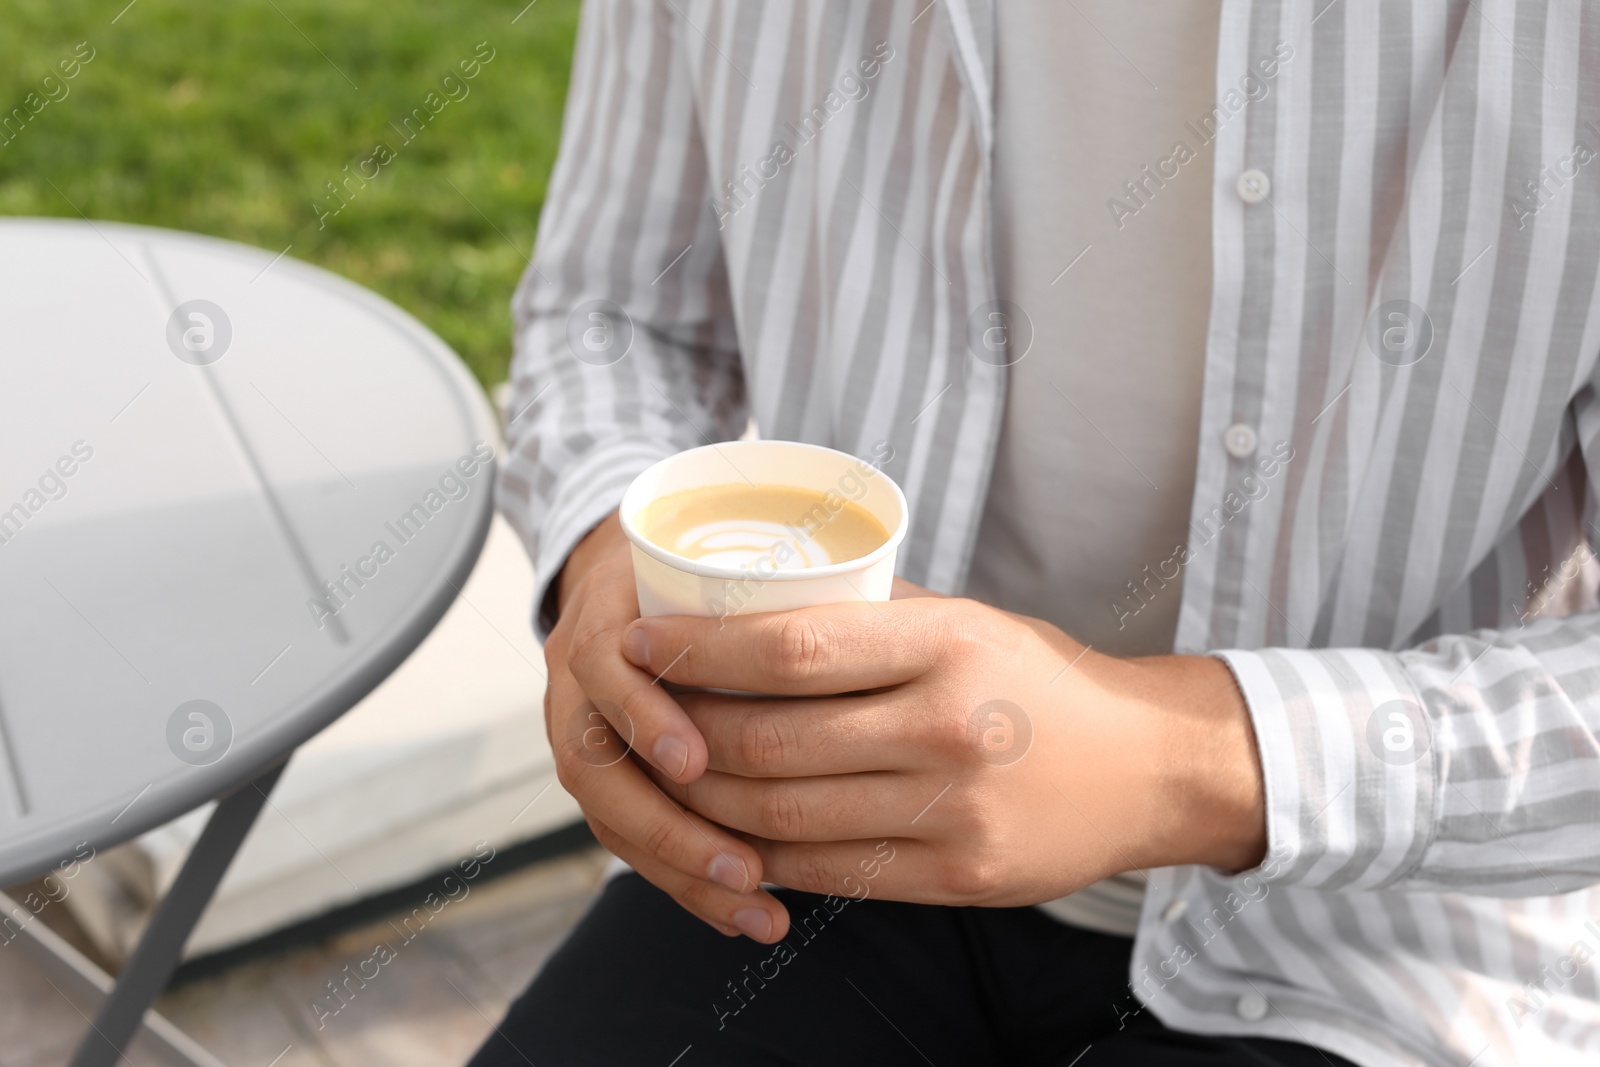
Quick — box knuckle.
[929,705,974,761]
[736,711,794,774]
[790,848,841,895]
[767,613,831,685]
[944,799,986,842]
[936,600,992,659]
[552,743,592,790]
[757,784,806,840]
[944,855,1001,904]
[612,686,654,742]
[672,640,705,680]
[584,816,620,852]
[671,876,716,913]
[567,617,619,674]
[553,702,605,772]
[615,684,653,723]
[641,816,680,861]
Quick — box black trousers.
[468,873,1353,1066]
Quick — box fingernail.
[708,854,750,892]
[733,907,772,941]
[623,624,650,667]
[653,734,690,779]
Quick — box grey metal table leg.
[69,760,287,1067]
[7,897,228,1067]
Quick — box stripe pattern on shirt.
[497,2,1600,1063]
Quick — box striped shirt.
[495,2,1600,1064]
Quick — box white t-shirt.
[972,1,1222,936]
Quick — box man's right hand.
[545,511,789,942]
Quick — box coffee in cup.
[619,441,908,619]
[634,483,890,572]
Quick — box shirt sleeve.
[494,0,746,639]
[1216,382,1600,898]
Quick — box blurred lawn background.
[0,0,582,391]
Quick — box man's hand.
[619,589,1267,907]
[545,513,789,942]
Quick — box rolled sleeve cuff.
[525,437,678,640]
[1213,646,1439,892]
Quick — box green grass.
[0,0,582,391]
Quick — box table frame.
[82,763,285,1066]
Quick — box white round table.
[0,218,499,1065]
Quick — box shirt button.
[1223,422,1258,458]
[1161,899,1188,923]
[1235,168,1271,204]
[1236,992,1270,1022]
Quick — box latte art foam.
[669,520,836,569]
[636,483,889,571]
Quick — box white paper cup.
[619,440,909,619]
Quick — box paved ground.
[0,846,610,1067]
